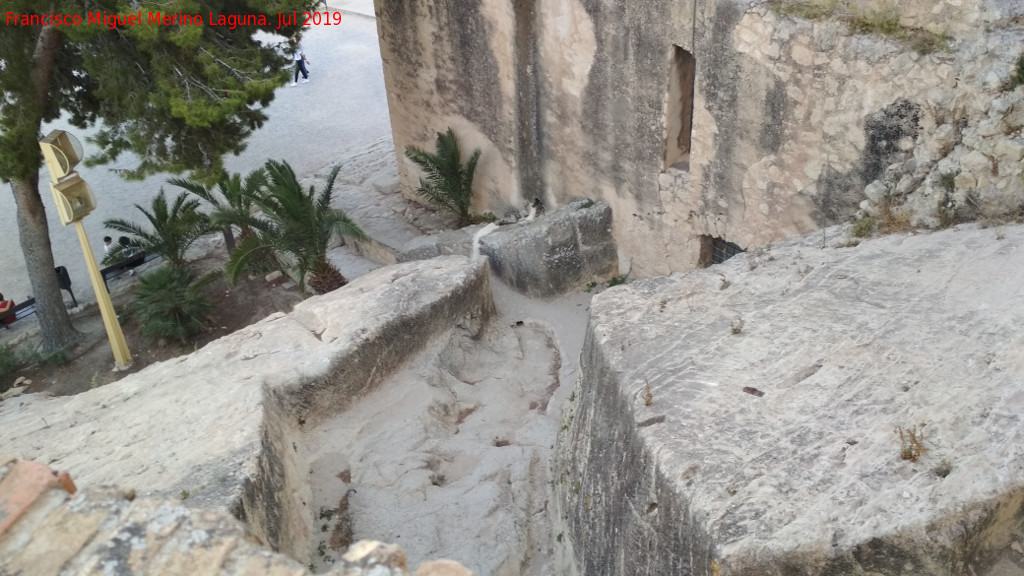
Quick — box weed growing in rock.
[847,8,901,36]
[607,274,628,287]
[850,216,876,238]
[896,424,928,462]
[583,281,598,293]
[643,379,653,406]
[179,489,190,500]
[877,201,913,235]
[767,0,839,20]
[938,171,957,194]
[474,211,497,224]
[1009,52,1024,91]
[767,1,950,54]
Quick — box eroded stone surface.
[556,224,1024,575]
[0,458,467,576]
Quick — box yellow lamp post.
[39,129,132,370]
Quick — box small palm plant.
[103,190,212,269]
[131,266,219,345]
[167,168,268,253]
[404,128,482,227]
[225,159,366,295]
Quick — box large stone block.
[556,225,1024,575]
[479,200,617,297]
[0,257,493,563]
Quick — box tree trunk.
[7,25,81,352]
[308,260,347,295]
[11,176,81,351]
[222,227,236,253]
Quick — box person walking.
[290,37,310,87]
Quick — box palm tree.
[103,190,212,269]
[405,128,481,227]
[225,160,366,295]
[167,169,268,253]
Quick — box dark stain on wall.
[515,0,544,204]
[697,0,745,217]
[760,76,788,154]
[861,97,920,184]
[436,1,506,146]
[574,0,690,210]
[814,165,860,225]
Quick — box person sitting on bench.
[0,292,14,326]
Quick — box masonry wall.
[375,0,1024,277]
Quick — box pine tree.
[0,0,312,352]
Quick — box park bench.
[1,266,82,329]
[99,251,159,290]
[1,298,37,328]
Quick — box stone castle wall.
[374,0,1024,277]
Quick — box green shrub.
[132,266,219,344]
[768,1,949,55]
[0,344,18,390]
[850,216,876,238]
[938,171,957,194]
[224,161,365,295]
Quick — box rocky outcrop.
[555,224,1024,575]
[479,199,617,297]
[0,257,493,566]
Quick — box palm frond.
[404,128,481,225]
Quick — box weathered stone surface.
[397,225,483,262]
[0,257,492,565]
[0,458,469,576]
[378,0,1024,276]
[555,224,1024,575]
[479,200,617,297]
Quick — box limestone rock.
[398,225,483,262]
[0,386,26,401]
[0,256,493,562]
[556,224,1024,575]
[0,458,472,576]
[479,200,617,297]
